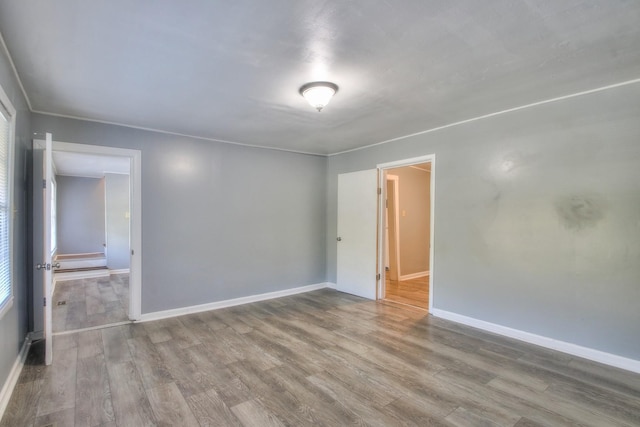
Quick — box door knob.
[337,237,342,241]
[53,262,61,269]
[35,263,51,270]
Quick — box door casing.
[36,139,143,322]
[377,154,435,312]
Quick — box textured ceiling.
[1,1,639,155]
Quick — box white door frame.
[377,154,435,311]
[42,140,142,320]
[384,174,401,283]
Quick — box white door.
[337,169,378,299]
[33,133,54,365]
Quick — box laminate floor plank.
[230,399,286,427]
[127,335,174,390]
[4,289,640,426]
[102,326,132,365]
[307,372,408,427]
[385,275,430,309]
[226,361,309,426]
[266,365,363,426]
[34,407,76,427]
[185,388,244,427]
[53,275,130,333]
[75,354,114,426]
[77,329,104,359]
[106,361,157,427]
[146,382,199,427]
[0,379,43,427]
[36,342,78,417]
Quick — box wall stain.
[555,195,605,231]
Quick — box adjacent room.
[51,151,132,332]
[0,1,639,426]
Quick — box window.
[0,85,15,318]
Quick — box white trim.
[109,268,130,275]
[329,77,640,157]
[0,334,32,419]
[326,282,337,289]
[377,155,435,170]
[55,251,104,258]
[33,110,326,157]
[385,174,401,283]
[399,271,429,281]
[431,309,640,374]
[43,140,143,322]
[138,282,331,323]
[53,269,109,282]
[52,320,132,336]
[0,81,17,320]
[0,31,32,111]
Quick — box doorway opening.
[51,151,132,332]
[50,141,142,333]
[378,155,434,311]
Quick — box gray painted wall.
[387,166,430,276]
[105,173,130,270]
[0,41,31,396]
[55,175,106,254]
[31,113,327,316]
[327,83,640,360]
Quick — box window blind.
[0,100,12,311]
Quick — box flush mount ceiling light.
[299,81,338,112]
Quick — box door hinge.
[42,179,46,189]
[43,297,46,307]
[376,273,381,281]
[377,188,382,195]
[131,249,134,255]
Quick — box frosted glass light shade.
[299,82,338,112]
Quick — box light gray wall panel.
[31,114,327,314]
[55,176,105,254]
[327,84,640,360]
[105,173,130,270]
[0,40,31,393]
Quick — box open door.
[33,133,54,365]
[336,169,378,299]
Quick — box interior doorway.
[378,156,434,311]
[51,151,132,332]
[51,141,142,330]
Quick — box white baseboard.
[399,271,429,281]
[326,282,337,289]
[53,269,110,282]
[58,259,106,270]
[431,308,640,374]
[109,269,130,275]
[139,282,332,323]
[0,334,32,419]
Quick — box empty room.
[0,1,639,426]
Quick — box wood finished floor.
[385,275,429,309]
[3,289,640,426]
[53,274,129,332]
